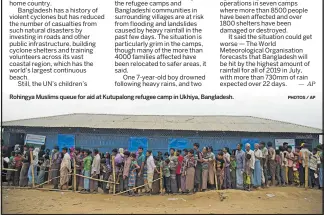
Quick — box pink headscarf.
[69,147,75,159]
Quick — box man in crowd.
[260,142,269,187]
[169,148,178,193]
[60,147,71,190]
[235,143,245,190]
[180,149,188,193]
[176,149,183,192]
[193,143,203,192]
[267,142,276,186]
[19,145,30,187]
[244,143,255,189]
[122,151,131,193]
[51,146,62,189]
[136,146,145,194]
[146,150,158,194]
[90,149,101,193]
[73,147,83,191]
[222,147,231,189]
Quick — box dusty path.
[1,186,322,214]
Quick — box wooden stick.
[1,186,77,192]
[32,172,118,189]
[48,155,52,185]
[115,176,163,196]
[75,174,118,184]
[160,165,163,194]
[285,166,288,185]
[2,168,17,171]
[34,175,62,188]
[112,156,116,195]
[30,151,35,188]
[305,154,308,190]
[214,160,218,190]
[73,158,77,192]
[36,187,76,192]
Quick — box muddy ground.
[1,186,322,214]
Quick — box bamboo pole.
[1,186,77,192]
[73,158,77,192]
[48,155,52,184]
[305,153,308,190]
[115,176,163,196]
[34,173,118,189]
[214,160,218,190]
[75,174,118,184]
[34,175,62,188]
[112,156,116,195]
[160,165,163,194]
[2,168,17,171]
[30,151,35,188]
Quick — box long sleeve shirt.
[300,148,312,167]
[245,150,255,170]
[91,154,101,175]
[146,155,156,174]
[224,152,230,167]
[235,150,245,169]
[60,153,71,172]
[309,153,320,171]
[254,149,263,160]
[280,151,288,167]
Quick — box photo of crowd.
[3,141,323,196]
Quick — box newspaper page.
[1,0,323,214]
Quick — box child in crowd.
[244,153,252,191]
[163,158,171,194]
[6,151,15,186]
[14,152,23,186]
[275,149,282,186]
[293,154,300,186]
[216,152,224,190]
[230,150,237,189]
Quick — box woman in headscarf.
[28,147,39,186]
[207,146,216,189]
[60,147,71,190]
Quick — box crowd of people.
[3,141,323,196]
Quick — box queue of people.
[3,142,323,196]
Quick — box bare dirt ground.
[1,186,322,214]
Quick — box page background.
[1,0,322,130]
